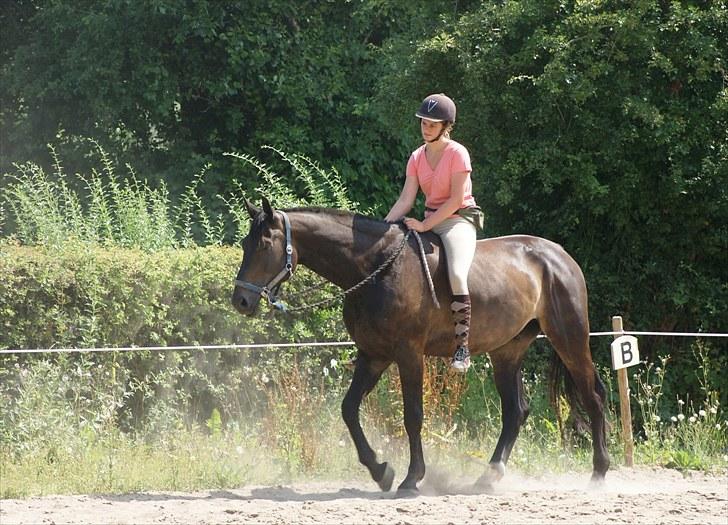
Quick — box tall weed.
[632,341,727,470]
[224,146,362,215]
[2,141,361,250]
[3,142,178,249]
[176,164,226,247]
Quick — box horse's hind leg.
[341,355,394,491]
[566,354,610,482]
[543,320,610,482]
[477,328,536,487]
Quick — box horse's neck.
[291,211,396,289]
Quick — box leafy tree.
[1,0,453,206]
[378,0,727,332]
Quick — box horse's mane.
[285,206,397,230]
[285,206,357,217]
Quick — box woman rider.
[384,93,479,372]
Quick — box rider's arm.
[384,175,420,222]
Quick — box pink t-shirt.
[407,140,475,215]
[406,140,476,215]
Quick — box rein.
[236,212,439,313]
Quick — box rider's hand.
[403,217,429,232]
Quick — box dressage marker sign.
[611,316,639,467]
[611,335,640,370]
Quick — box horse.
[231,197,610,496]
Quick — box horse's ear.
[244,198,260,220]
[261,196,274,222]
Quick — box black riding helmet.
[415,93,456,123]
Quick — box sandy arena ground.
[1,466,726,524]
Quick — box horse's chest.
[342,289,441,346]
[342,295,396,331]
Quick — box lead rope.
[280,229,439,313]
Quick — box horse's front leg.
[397,354,425,496]
[341,355,394,492]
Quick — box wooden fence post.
[612,315,634,467]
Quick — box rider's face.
[420,118,445,142]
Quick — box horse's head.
[231,197,297,315]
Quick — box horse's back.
[415,232,585,297]
[469,234,587,298]
[475,235,582,275]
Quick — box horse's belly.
[343,295,446,358]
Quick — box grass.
[631,345,727,471]
[0,402,577,499]
[1,346,725,499]
[0,430,284,498]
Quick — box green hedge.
[0,242,346,349]
[0,242,349,429]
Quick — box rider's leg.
[432,217,477,372]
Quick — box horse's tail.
[548,351,606,444]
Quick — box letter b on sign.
[611,335,640,370]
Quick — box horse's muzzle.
[231,289,258,316]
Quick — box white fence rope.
[0,330,725,355]
[538,330,728,338]
[0,341,356,355]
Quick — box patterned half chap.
[451,294,472,348]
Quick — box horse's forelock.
[248,210,271,238]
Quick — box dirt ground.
[2,466,726,525]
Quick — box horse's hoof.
[472,479,496,494]
[376,462,395,492]
[588,473,606,490]
[396,487,420,499]
[476,461,505,487]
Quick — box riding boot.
[450,294,471,372]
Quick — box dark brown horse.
[232,198,609,495]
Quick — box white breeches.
[431,216,477,295]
